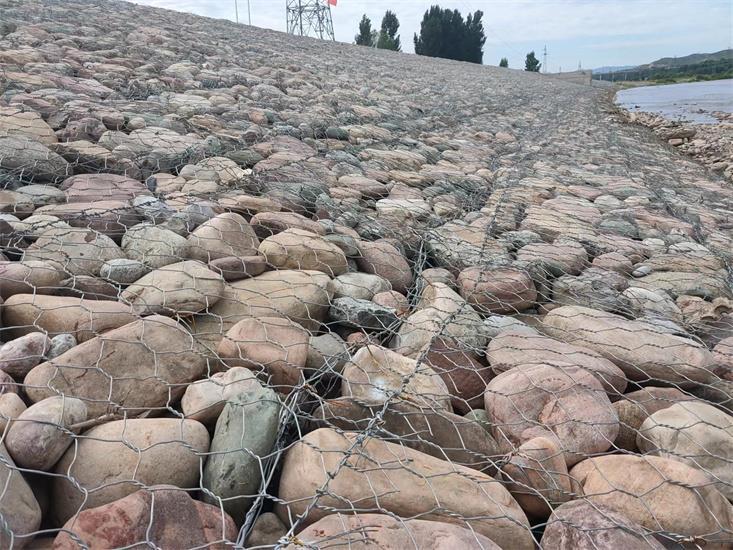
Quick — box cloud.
[130,0,731,69]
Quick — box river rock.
[202,383,280,522]
[2,294,138,342]
[285,513,502,549]
[330,272,391,300]
[259,228,348,276]
[355,240,413,294]
[458,267,537,315]
[637,400,733,500]
[328,297,399,330]
[0,332,51,378]
[541,499,665,549]
[187,212,259,262]
[208,255,267,281]
[0,393,25,433]
[121,223,189,268]
[0,260,65,300]
[120,260,224,315]
[484,363,619,465]
[24,316,207,417]
[570,454,733,548]
[53,487,237,550]
[181,367,262,425]
[24,227,125,276]
[51,418,209,525]
[487,330,628,396]
[5,396,87,471]
[99,258,150,284]
[309,397,500,473]
[542,305,717,387]
[0,136,69,182]
[0,442,42,549]
[217,316,309,389]
[276,428,533,549]
[342,345,452,411]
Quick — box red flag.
[328,0,337,6]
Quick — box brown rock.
[342,345,452,411]
[423,337,493,413]
[249,211,325,239]
[276,428,533,549]
[53,487,236,550]
[244,512,287,548]
[24,227,125,276]
[217,316,309,389]
[372,290,409,316]
[60,174,150,203]
[487,330,628,396]
[355,240,413,294]
[0,442,42,549]
[2,294,138,342]
[24,316,207,417]
[484,363,619,466]
[541,499,665,549]
[35,201,141,239]
[501,436,576,519]
[208,255,267,281]
[52,419,209,526]
[458,267,537,314]
[612,387,694,451]
[181,367,262,425]
[120,260,224,315]
[570,455,733,549]
[0,393,26,432]
[0,261,65,300]
[0,332,51,378]
[309,397,500,473]
[285,513,501,549]
[259,228,348,276]
[187,212,260,262]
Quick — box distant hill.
[592,65,637,74]
[642,49,732,69]
[593,49,733,82]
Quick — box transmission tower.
[542,45,548,73]
[286,0,335,41]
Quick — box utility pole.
[247,0,251,24]
[234,0,238,23]
[542,45,548,73]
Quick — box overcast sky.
[132,0,732,71]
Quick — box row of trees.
[354,7,544,71]
[355,11,401,51]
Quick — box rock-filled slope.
[0,0,732,548]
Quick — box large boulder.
[259,228,348,276]
[391,282,486,357]
[276,428,533,549]
[187,212,260,262]
[484,363,619,466]
[202,383,280,523]
[2,294,138,342]
[0,261,65,300]
[0,442,42,549]
[192,270,333,348]
[637,401,733,500]
[355,240,413,294]
[5,396,87,471]
[487,330,627,396]
[121,224,190,268]
[61,174,150,203]
[284,513,501,549]
[24,316,207,417]
[457,267,537,315]
[53,487,237,550]
[0,136,69,182]
[540,499,665,549]
[120,260,225,315]
[0,332,51,378]
[35,201,141,239]
[51,418,209,525]
[342,345,452,411]
[542,305,716,387]
[217,316,309,389]
[309,397,500,473]
[570,455,733,549]
[24,227,125,276]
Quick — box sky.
[132,0,732,71]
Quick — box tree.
[525,51,541,72]
[354,14,375,47]
[413,6,485,63]
[499,57,508,68]
[376,10,401,51]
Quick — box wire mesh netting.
[0,0,732,548]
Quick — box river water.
[616,79,733,123]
